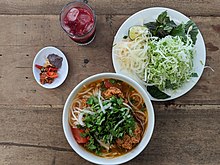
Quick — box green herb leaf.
[156,11,169,24]
[144,11,198,44]
[147,85,171,99]
[87,97,94,105]
[123,35,128,39]
[144,22,158,36]
[87,96,99,105]
[144,11,178,38]
[191,72,198,77]
[110,96,117,103]
[185,20,198,44]
[171,23,186,39]
[117,98,123,105]
[165,80,173,89]
[109,79,116,84]
[82,95,137,154]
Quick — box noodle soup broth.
[69,78,148,158]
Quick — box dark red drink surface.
[63,7,95,43]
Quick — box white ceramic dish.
[63,73,155,164]
[112,7,206,101]
[33,46,68,89]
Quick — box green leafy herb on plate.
[147,85,171,99]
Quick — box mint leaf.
[123,35,128,39]
[147,85,171,99]
[144,11,198,44]
[185,20,198,44]
[171,23,186,38]
[156,11,169,24]
[191,72,198,77]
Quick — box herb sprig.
[81,95,136,153]
[144,11,198,44]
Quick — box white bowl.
[63,73,155,164]
[33,46,68,89]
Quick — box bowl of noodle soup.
[63,73,154,164]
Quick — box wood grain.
[0,0,219,16]
[0,105,219,164]
[0,146,91,165]
[0,0,219,165]
[0,15,219,105]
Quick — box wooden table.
[0,0,219,164]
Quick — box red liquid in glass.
[63,7,95,44]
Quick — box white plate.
[33,46,69,89]
[112,7,206,101]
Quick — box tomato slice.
[104,80,113,88]
[47,72,58,78]
[48,67,58,72]
[71,128,88,144]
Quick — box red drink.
[60,1,96,45]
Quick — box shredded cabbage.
[114,29,196,91]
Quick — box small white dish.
[112,7,206,101]
[33,46,68,89]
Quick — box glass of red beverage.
[60,0,96,45]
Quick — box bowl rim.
[62,72,155,164]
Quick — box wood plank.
[0,0,219,16]
[0,105,219,164]
[0,15,219,105]
[0,146,91,165]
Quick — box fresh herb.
[191,72,198,77]
[145,11,177,38]
[123,35,128,39]
[117,97,123,105]
[109,79,116,84]
[100,81,107,91]
[147,85,171,99]
[144,11,198,44]
[165,80,174,89]
[87,96,99,105]
[82,95,136,153]
[85,135,102,155]
[184,20,199,44]
[170,23,186,39]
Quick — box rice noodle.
[128,94,138,110]
[130,93,142,107]
[78,87,93,95]
[71,109,78,121]
[98,90,105,113]
[78,109,95,126]
[95,138,110,151]
[123,102,132,110]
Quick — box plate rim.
[32,46,69,89]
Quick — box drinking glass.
[60,0,96,45]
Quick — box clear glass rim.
[59,1,96,38]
